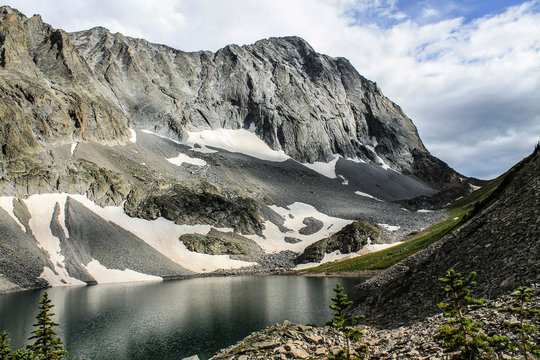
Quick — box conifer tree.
[435,269,495,360]
[327,283,367,360]
[499,286,539,359]
[0,331,11,360]
[9,349,33,360]
[26,292,67,360]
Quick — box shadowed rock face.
[0,5,461,195]
[124,183,267,235]
[294,221,383,264]
[353,146,540,326]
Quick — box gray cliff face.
[0,5,460,192]
[72,30,436,178]
[0,6,475,290]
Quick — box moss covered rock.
[294,221,382,264]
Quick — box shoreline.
[0,267,377,295]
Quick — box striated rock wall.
[0,5,462,195]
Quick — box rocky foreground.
[210,288,539,359]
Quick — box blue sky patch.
[345,0,536,28]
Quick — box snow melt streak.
[0,197,26,232]
[24,194,84,286]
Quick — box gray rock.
[0,5,462,194]
[180,228,264,260]
[298,217,324,235]
[295,221,383,264]
[354,147,540,326]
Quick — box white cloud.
[4,0,540,179]
[422,8,439,18]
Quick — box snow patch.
[470,183,481,191]
[378,223,401,232]
[40,267,84,287]
[69,195,257,273]
[338,175,349,186]
[295,241,403,270]
[0,197,26,232]
[417,209,433,213]
[185,129,289,162]
[354,191,383,202]
[83,259,162,284]
[245,202,352,253]
[70,143,78,155]
[24,194,83,286]
[301,155,340,179]
[167,153,207,167]
[345,157,366,164]
[128,128,137,143]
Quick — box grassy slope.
[301,174,505,273]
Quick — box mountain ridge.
[0,5,466,192]
[0,5,476,290]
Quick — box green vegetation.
[435,270,502,359]
[1,332,11,359]
[0,292,67,360]
[302,214,462,273]
[499,287,540,359]
[327,283,368,360]
[301,169,511,274]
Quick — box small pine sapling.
[435,269,495,360]
[499,286,539,359]
[9,349,33,360]
[27,292,67,359]
[0,331,10,360]
[327,283,368,360]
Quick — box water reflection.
[0,276,362,360]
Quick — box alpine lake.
[0,275,365,359]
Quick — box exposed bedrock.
[124,183,267,235]
[294,221,384,264]
[0,5,464,195]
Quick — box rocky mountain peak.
[0,6,467,194]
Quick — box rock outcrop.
[210,289,539,359]
[180,229,263,258]
[124,182,267,235]
[0,5,464,197]
[294,221,383,264]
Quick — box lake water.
[0,275,364,360]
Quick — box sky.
[4,0,540,179]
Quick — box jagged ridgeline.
[0,5,463,190]
[0,5,477,290]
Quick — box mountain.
[352,145,540,326]
[0,6,476,291]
